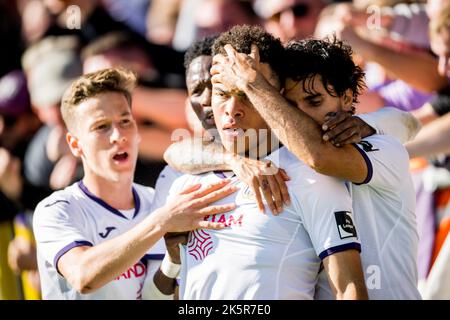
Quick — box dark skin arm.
[153,233,188,296]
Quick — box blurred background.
[0,0,449,300]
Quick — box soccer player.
[211,35,420,299]
[162,26,368,300]
[32,68,238,300]
[155,35,290,216]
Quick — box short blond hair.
[61,68,137,132]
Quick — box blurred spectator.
[429,1,450,76]
[147,0,181,45]
[19,0,145,46]
[172,0,260,50]
[253,0,327,42]
[0,0,24,76]
[21,36,83,191]
[315,1,447,113]
[0,71,39,156]
[103,0,151,37]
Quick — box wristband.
[160,253,181,279]
[142,274,174,300]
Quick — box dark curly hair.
[284,37,366,103]
[184,35,219,72]
[212,25,285,78]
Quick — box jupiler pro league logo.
[334,211,358,239]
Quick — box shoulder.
[33,183,82,227]
[155,165,185,187]
[355,134,409,164]
[267,147,349,196]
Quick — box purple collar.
[78,180,141,220]
[213,170,235,179]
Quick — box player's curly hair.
[212,25,285,78]
[284,37,366,103]
[184,35,219,72]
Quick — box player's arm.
[323,250,368,300]
[405,112,450,158]
[211,45,369,184]
[340,27,448,93]
[165,138,291,214]
[164,138,230,174]
[51,181,237,294]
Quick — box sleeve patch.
[335,211,357,239]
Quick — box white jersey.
[314,135,421,300]
[169,147,361,300]
[33,181,164,300]
[152,165,184,210]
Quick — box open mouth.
[223,127,245,138]
[203,110,215,126]
[113,151,129,162]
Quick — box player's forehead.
[77,92,131,124]
[187,56,212,79]
[284,75,328,98]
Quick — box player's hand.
[7,236,38,274]
[156,179,238,233]
[322,111,375,147]
[229,155,290,215]
[211,44,267,91]
[164,232,188,264]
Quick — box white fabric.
[356,107,421,144]
[422,234,450,299]
[169,147,360,300]
[314,135,421,300]
[152,165,185,211]
[160,253,181,278]
[33,181,163,300]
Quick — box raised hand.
[211,44,268,91]
[322,111,375,147]
[156,179,239,233]
[229,155,290,215]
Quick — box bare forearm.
[353,37,447,92]
[243,80,367,182]
[405,113,450,158]
[324,251,369,300]
[164,138,232,174]
[68,212,167,293]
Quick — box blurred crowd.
[0,0,449,299]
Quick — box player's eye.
[214,89,227,98]
[120,118,131,125]
[95,123,109,131]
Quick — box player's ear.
[66,131,82,157]
[341,89,354,109]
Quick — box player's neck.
[82,174,135,210]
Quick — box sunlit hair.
[61,68,137,132]
[284,37,366,103]
[184,35,219,73]
[212,25,285,79]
